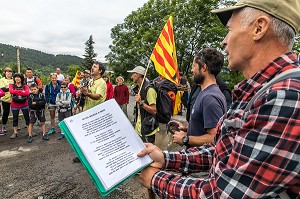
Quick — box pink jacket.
[9,84,30,108]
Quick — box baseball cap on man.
[211,0,300,33]
[127,66,146,76]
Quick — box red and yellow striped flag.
[150,16,179,85]
[72,71,80,87]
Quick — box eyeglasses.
[6,70,12,72]
[61,87,67,88]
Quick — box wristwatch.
[182,135,189,146]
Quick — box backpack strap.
[224,68,300,130]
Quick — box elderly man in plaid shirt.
[138,0,300,198]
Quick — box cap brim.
[127,70,135,73]
[212,5,245,26]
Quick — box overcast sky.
[0,0,148,62]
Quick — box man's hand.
[80,86,88,96]
[139,166,160,189]
[134,94,142,104]
[137,143,165,169]
[172,131,186,145]
[169,120,187,131]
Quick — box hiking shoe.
[42,134,49,141]
[27,136,33,143]
[73,157,81,163]
[2,126,7,132]
[58,134,65,140]
[47,128,55,135]
[0,130,6,136]
[10,133,18,139]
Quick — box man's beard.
[193,73,205,85]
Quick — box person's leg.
[48,108,56,135]
[11,109,19,138]
[2,102,11,131]
[21,108,30,127]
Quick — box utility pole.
[16,46,20,73]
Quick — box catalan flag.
[150,16,180,85]
[72,71,81,87]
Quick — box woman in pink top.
[9,73,30,139]
[64,75,76,97]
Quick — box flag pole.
[137,59,151,95]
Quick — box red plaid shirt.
[151,52,300,198]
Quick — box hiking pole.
[137,59,151,95]
[136,59,156,199]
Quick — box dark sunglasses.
[61,86,67,88]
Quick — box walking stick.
[136,60,156,199]
[137,60,151,95]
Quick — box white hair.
[234,7,295,50]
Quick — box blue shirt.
[187,84,226,136]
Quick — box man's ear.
[253,16,270,41]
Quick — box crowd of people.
[0,64,130,144]
[1,1,299,197]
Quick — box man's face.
[191,58,205,85]
[30,87,39,94]
[221,12,253,72]
[56,68,60,74]
[131,73,140,83]
[91,64,100,76]
[26,70,33,78]
[80,72,84,79]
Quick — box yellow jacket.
[0,77,14,103]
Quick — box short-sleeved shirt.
[83,78,106,111]
[135,87,159,136]
[187,84,226,136]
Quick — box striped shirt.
[152,52,300,198]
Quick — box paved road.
[0,96,186,199]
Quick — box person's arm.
[44,84,49,103]
[135,87,157,115]
[36,94,46,107]
[145,88,300,198]
[36,77,43,91]
[0,88,5,97]
[68,84,76,97]
[56,93,62,106]
[62,93,72,106]
[19,85,30,96]
[173,128,216,146]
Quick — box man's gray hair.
[235,7,295,50]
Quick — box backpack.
[146,79,178,124]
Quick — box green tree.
[106,0,227,81]
[67,64,82,78]
[82,35,97,70]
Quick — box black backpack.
[147,79,177,124]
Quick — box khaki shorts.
[48,104,57,111]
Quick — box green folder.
[58,101,152,197]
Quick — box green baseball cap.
[212,0,300,33]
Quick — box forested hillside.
[0,43,83,73]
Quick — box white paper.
[64,99,152,190]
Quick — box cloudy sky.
[0,0,148,62]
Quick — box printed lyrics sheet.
[64,99,152,190]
